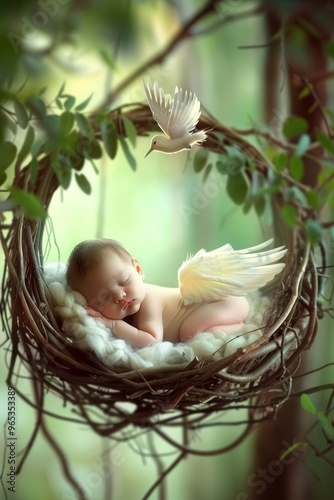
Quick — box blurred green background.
[0,1,333,499]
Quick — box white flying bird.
[178,239,287,305]
[144,79,208,156]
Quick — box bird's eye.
[153,140,157,145]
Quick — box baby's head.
[66,239,145,320]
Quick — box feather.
[144,79,202,139]
[178,239,287,305]
[144,79,172,137]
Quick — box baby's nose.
[115,291,126,302]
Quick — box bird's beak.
[144,147,153,158]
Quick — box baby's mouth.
[122,300,134,310]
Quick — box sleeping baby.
[66,238,286,349]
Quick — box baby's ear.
[131,258,143,275]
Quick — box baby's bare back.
[144,284,249,343]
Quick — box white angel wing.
[178,239,287,305]
[167,86,201,139]
[144,79,172,137]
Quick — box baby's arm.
[85,295,164,348]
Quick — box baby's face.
[79,249,146,320]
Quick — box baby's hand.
[84,305,104,318]
[84,306,118,331]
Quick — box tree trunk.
[251,3,331,499]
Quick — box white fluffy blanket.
[44,263,271,370]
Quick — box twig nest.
[0,107,320,437]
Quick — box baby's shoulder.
[144,283,179,302]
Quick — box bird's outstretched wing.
[144,79,202,139]
[144,79,172,137]
[178,239,287,305]
[167,86,201,139]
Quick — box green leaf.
[285,186,308,206]
[225,145,245,175]
[282,204,298,228]
[317,411,334,437]
[120,137,136,171]
[298,85,311,99]
[305,219,322,245]
[215,159,227,174]
[247,157,256,172]
[29,157,39,183]
[55,98,63,110]
[250,170,266,216]
[193,148,208,172]
[26,96,47,119]
[122,117,137,148]
[64,95,76,111]
[306,190,323,210]
[0,172,7,186]
[295,134,310,157]
[51,156,72,189]
[316,131,334,155]
[273,152,287,172]
[14,100,29,129]
[290,156,304,181]
[0,141,17,171]
[56,81,66,98]
[17,126,35,164]
[100,118,118,159]
[226,172,248,205]
[254,196,266,217]
[283,117,308,139]
[75,173,91,195]
[75,93,93,112]
[75,112,94,139]
[300,394,316,416]
[280,442,307,461]
[88,158,99,174]
[60,111,74,135]
[45,114,61,137]
[66,151,84,171]
[9,187,47,219]
[31,139,44,158]
[0,110,17,136]
[242,198,253,215]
